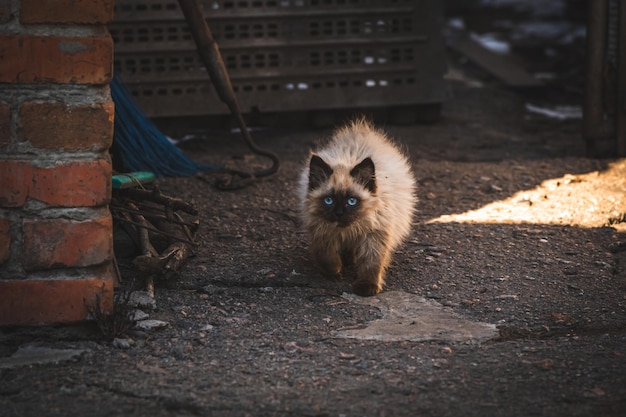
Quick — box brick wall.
[0,0,116,325]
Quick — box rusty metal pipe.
[177,0,280,180]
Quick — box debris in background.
[525,103,582,120]
[444,67,485,88]
[447,26,542,87]
[470,32,511,54]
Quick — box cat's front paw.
[352,281,382,297]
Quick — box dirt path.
[2,77,625,416]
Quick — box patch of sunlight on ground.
[428,159,626,229]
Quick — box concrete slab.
[334,291,498,343]
[0,345,88,369]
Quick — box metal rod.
[617,0,626,156]
[583,0,609,155]
[177,0,280,181]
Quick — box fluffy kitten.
[298,119,417,296]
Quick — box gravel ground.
[2,79,625,417]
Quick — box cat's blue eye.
[347,197,358,206]
[323,196,334,205]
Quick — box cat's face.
[307,155,376,228]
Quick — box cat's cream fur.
[298,119,417,296]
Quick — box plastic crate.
[109,0,447,119]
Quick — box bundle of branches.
[110,185,200,297]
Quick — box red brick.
[20,0,114,24]
[0,273,115,325]
[0,217,9,263]
[0,34,113,84]
[31,159,112,207]
[0,160,32,207]
[0,159,111,207]
[0,102,10,148]
[20,100,114,151]
[22,214,113,271]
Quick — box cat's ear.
[350,157,377,193]
[308,155,333,190]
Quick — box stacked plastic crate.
[110,0,447,121]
